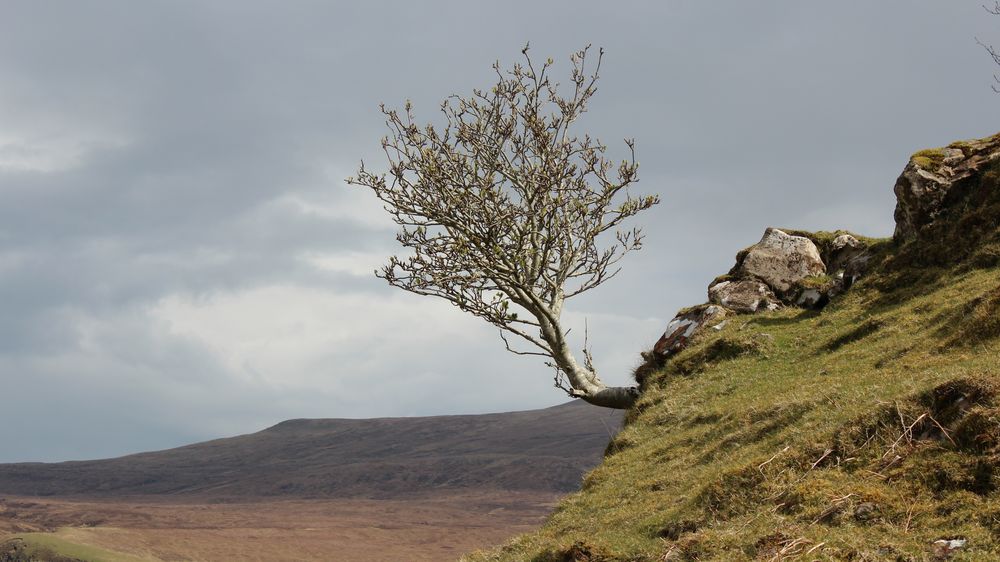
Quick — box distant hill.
[0,401,622,499]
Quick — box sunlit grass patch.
[2,530,145,562]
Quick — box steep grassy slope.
[466,145,1000,560]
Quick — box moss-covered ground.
[464,163,1000,561]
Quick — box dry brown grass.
[0,491,560,562]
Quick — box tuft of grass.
[948,132,1000,156]
[912,148,947,171]
[797,274,834,290]
[708,273,735,288]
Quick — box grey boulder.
[708,279,781,314]
[736,228,826,296]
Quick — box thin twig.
[769,537,811,561]
[811,494,854,525]
[805,542,826,555]
[881,455,903,471]
[883,413,927,460]
[927,414,957,446]
[903,504,915,533]
[810,449,833,470]
[862,469,887,480]
[758,446,791,474]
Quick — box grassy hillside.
[465,140,1000,560]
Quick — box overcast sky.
[2,1,998,462]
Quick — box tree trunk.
[574,385,639,409]
[529,298,639,410]
[536,312,639,410]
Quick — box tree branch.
[349,46,656,410]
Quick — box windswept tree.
[349,46,658,409]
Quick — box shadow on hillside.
[745,309,821,327]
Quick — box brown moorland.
[0,492,558,561]
[0,400,622,561]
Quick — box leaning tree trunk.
[538,311,639,409]
[571,385,639,409]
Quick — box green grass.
[2,531,146,562]
[948,133,1000,157]
[464,161,1000,561]
[466,263,1000,561]
[911,148,947,172]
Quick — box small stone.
[827,234,866,272]
[796,288,824,308]
[853,502,877,522]
[932,538,967,558]
[831,234,862,251]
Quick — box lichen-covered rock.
[736,228,826,296]
[893,134,1000,242]
[795,287,826,309]
[653,304,727,357]
[827,234,865,272]
[708,279,781,314]
[813,233,874,295]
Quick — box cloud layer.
[1,1,997,461]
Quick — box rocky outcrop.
[893,133,1000,242]
[719,228,880,311]
[734,228,826,296]
[652,305,727,359]
[708,278,781,314]
[651,227,873,364]
[646,131,1000,381]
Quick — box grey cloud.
[0,0,997,461]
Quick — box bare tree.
[348,46,658,409]
[980,2,1000,92]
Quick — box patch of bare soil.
[0,491,559,562]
